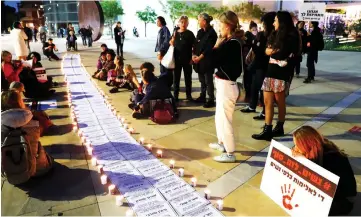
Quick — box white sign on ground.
[299,3,326,22]
[260,140,339,217]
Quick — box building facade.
[18,1,44,27]
[43,1,79,35]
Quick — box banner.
[260,140,339,217]
[299,3,326,22]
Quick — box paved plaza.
[1,35,361,216]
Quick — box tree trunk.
[144,22,147,37]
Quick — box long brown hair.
[293,125,346,165]
[1,90,25,111]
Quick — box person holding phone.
[42,38,60,61]
[114,22,126,58]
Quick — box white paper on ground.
[126,187,166,207]
[128,154,159,168]
[132,201,177,217]
[84,130,106,139]
[99,119,121,126]
[158,179,195,201]
[137,162,170,177]
[89,136,110,145]
[80,125,102,134]
[184,204,223,217]
[147,170,181,188]
[94,150,125,166]
[169,191,210,216]
[77,120,99,128]
[92,142,117,154]
[116,177,153,196]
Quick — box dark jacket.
[114,27,125,44]
[193,26,217,74]
[78,28,86,36]
[24,27,33,39]
[251,31,269,71]
[299,28,308,54]
[173,30,196,63]
[307,27,323,63]
[42,42,56,53]
[155,26,171,56]
[66,35,77,42]
[139,75,173,105]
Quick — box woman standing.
[252,11,300,141]
[155,16,172,88]
[170,15,196,102]
[292,126,356,215]
[11,22,28,60]
[208,11,243,163]
[193,13,218,108]
[241,12,276,121]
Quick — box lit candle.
[117,115,122,120]
[178,168,184,177]
[128,127,135,134]
[125,209,133,217]
[169,160,175,169]
[91,157,97,166]
[217,200,223,211]
[191,177,197,187]
[204,189,211,199]
[146,144,152,151]
[72,126,78,132]
[97,165,103,173]
[85,141,91,148]
[139,137,145,145]
[116,195,124,206]
[121,117,125,124]
[108,184,116,195]
[156,150,162,158]
[78,129,83,137]
[87,147,93,155]
[81,136,86,144]
[123,124,128,129]
[100,174,107,185]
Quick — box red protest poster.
[261,140,339,217]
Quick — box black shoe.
[241,106,256,113]
[132,112,143,119]
[203,100,215,108]
[253,113,265,120]
[311,77,315,81]
[303,78,311,84]
[252,124,273,141]
[128,103,135,110]
[106,82,111,86]
[53,82,59,87]
[272,122,285,137]
[195,97,206,103]
[109,87,119,93]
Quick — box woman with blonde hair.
[1,51,23,84]
[292,126,356,215]
[109,64,140,93]
[208,11,243,163]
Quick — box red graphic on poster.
[281,184,299,210]
[349,126,361,134]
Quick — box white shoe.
[209,143,225,152]
[213,153,236,163]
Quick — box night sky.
[3,0,20,11]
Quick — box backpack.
[1,125,32,185]
[150,100,174,125]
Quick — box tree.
[159,0,188,27]
[350,19,361,35]
[186,3,215,19]
[100,0,124,39]
[136,6,157,37]
[232,2,265,22]
[1,2,17,33]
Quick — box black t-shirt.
[174,30,195,63]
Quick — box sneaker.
[209,143,225,152]
[213,153,236,163]
[241,106,256,113]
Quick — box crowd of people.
[1,11,356,215]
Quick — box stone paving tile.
[98,198,131,216]
[58,203,100,216]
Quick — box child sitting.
[95,51,107,73]
[109,64,140,93]
[129,62,178,120]
[106,55,124,86]
[66,30,77,51]
[92,51,115,81]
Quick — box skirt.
[261,77,287,93]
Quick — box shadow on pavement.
[45,124,72,136]
[177,108,214,123]
[17,162,102,201]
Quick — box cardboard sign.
[299,3,326,22]
[260,140,339,217]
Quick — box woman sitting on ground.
[1,90,53,184]
[106,55,124,86]
[92,51,115,81]
[8,81,54,136]
[292,126,356,216]
[96,52,107,73]
[129,62,178,119]
[27,51,57,87]
[1,50,24,84]
[109,64,140,93]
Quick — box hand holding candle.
[100,174,107,185]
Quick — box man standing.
[155,16,172,88]
[78,26,87,46]
[86,25,93,47]
[22,22,32,52]
[114,22,126,58]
